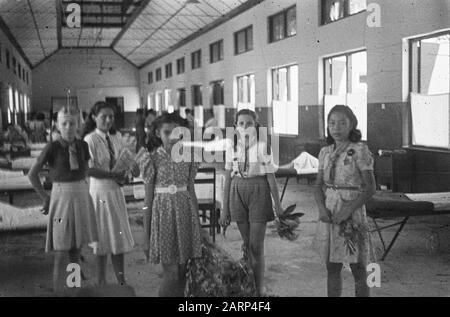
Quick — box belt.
[155,185,187,195]
[325,184,360,191]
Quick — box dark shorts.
[230,176,274,223]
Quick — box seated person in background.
[51,112,61,141]
[4,124,29,151]
[185,108,195,130]
[144,109,157,144]
[135,108,146,153]
[278,151,319,174]
[28,112,48,143]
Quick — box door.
[105,97,124,130]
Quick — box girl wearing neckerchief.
[28,106,99,293]
[219,109,284,297]
[313,105,376,297]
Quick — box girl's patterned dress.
[313,142,376,265]
[138,146,202,265]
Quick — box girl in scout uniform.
[313,105,377,297]
[219,109,284,297]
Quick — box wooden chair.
[195,167,220,243]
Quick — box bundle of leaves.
[185,234,257,297]
[273,204,304,241]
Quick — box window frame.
[177,57,185,74]
[191,50,202,70]
[148,72,153,84]
[268,5,297,43]
[6,49,10,69]
[191,84,203,106]
[165,62,172,78]
[322,49,368,139]
[408,31,450,151]
[234,25,253,55]
[177,88,186,108]
[210,80,225,106]
[210,39,224,64]
[320,0,367,26]
[155,68,162,81]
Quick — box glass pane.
[238,76,244,103]
[278,68,288,102]
[289,65,299,103]
[420,35,450,94]
[237,31,246,54]
[348,51,367,94]
[329,0,344,22]
[331,55,347,95]
[249,74,255,105]
[271,13,285,41]
[287,7,297,36]
[247,27,253,51]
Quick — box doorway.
[105,97,124,130]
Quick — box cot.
[366,191,450,260]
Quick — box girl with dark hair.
[136,112,202,296]
[219,108,283,296]
[313,105,377,297]
[83,101,139,287]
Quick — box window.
[165,63,172,78]
[18,64,21,79]
[210,80,224,106]
[324,50,368,139]
[235,74,255,111]
[177,88,186,108]
[271,64,299,135]
[12,57,16,74]
[155,91,163,112]
[156,68,162,81]
[177,57,185,74]
[269,6,297,43]
[6,49,10,69]
[234,26,253,55]
[148,72,153,84]
[410,32,450,148]
[164,89,173,112]
[26,72,29,85]
[192,85,203,106]
[22,68,25,82]
[0,43,2,64]
[147,92,154,109]
[321,0,367,25]
[191,50,201,69]
[210,40,224,63]
[8,85,13,123]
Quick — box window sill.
[321,9,367,26]
[403,145,450,154]
[234,49,254,56]
[268,34,297,45]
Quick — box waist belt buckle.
[168,184,177,195]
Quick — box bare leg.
[177,263,187,297]
[53,251,66,293]
[236,222,250,260]
[326,262,343,297]
[111,253,126,285]
[96,255,107,286]
[350,262,370,297]
[68,248,86,280]
[249,222,267,296]
[159,263,179,297]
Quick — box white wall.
[139,0,449,107]
[32,48,140,112]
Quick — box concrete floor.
[1,179,450,297]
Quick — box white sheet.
[406,192,450,211]
[0,202,47,232]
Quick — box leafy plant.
[273,204,304,241]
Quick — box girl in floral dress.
[137,113,202,297]
[313,105,377,297]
